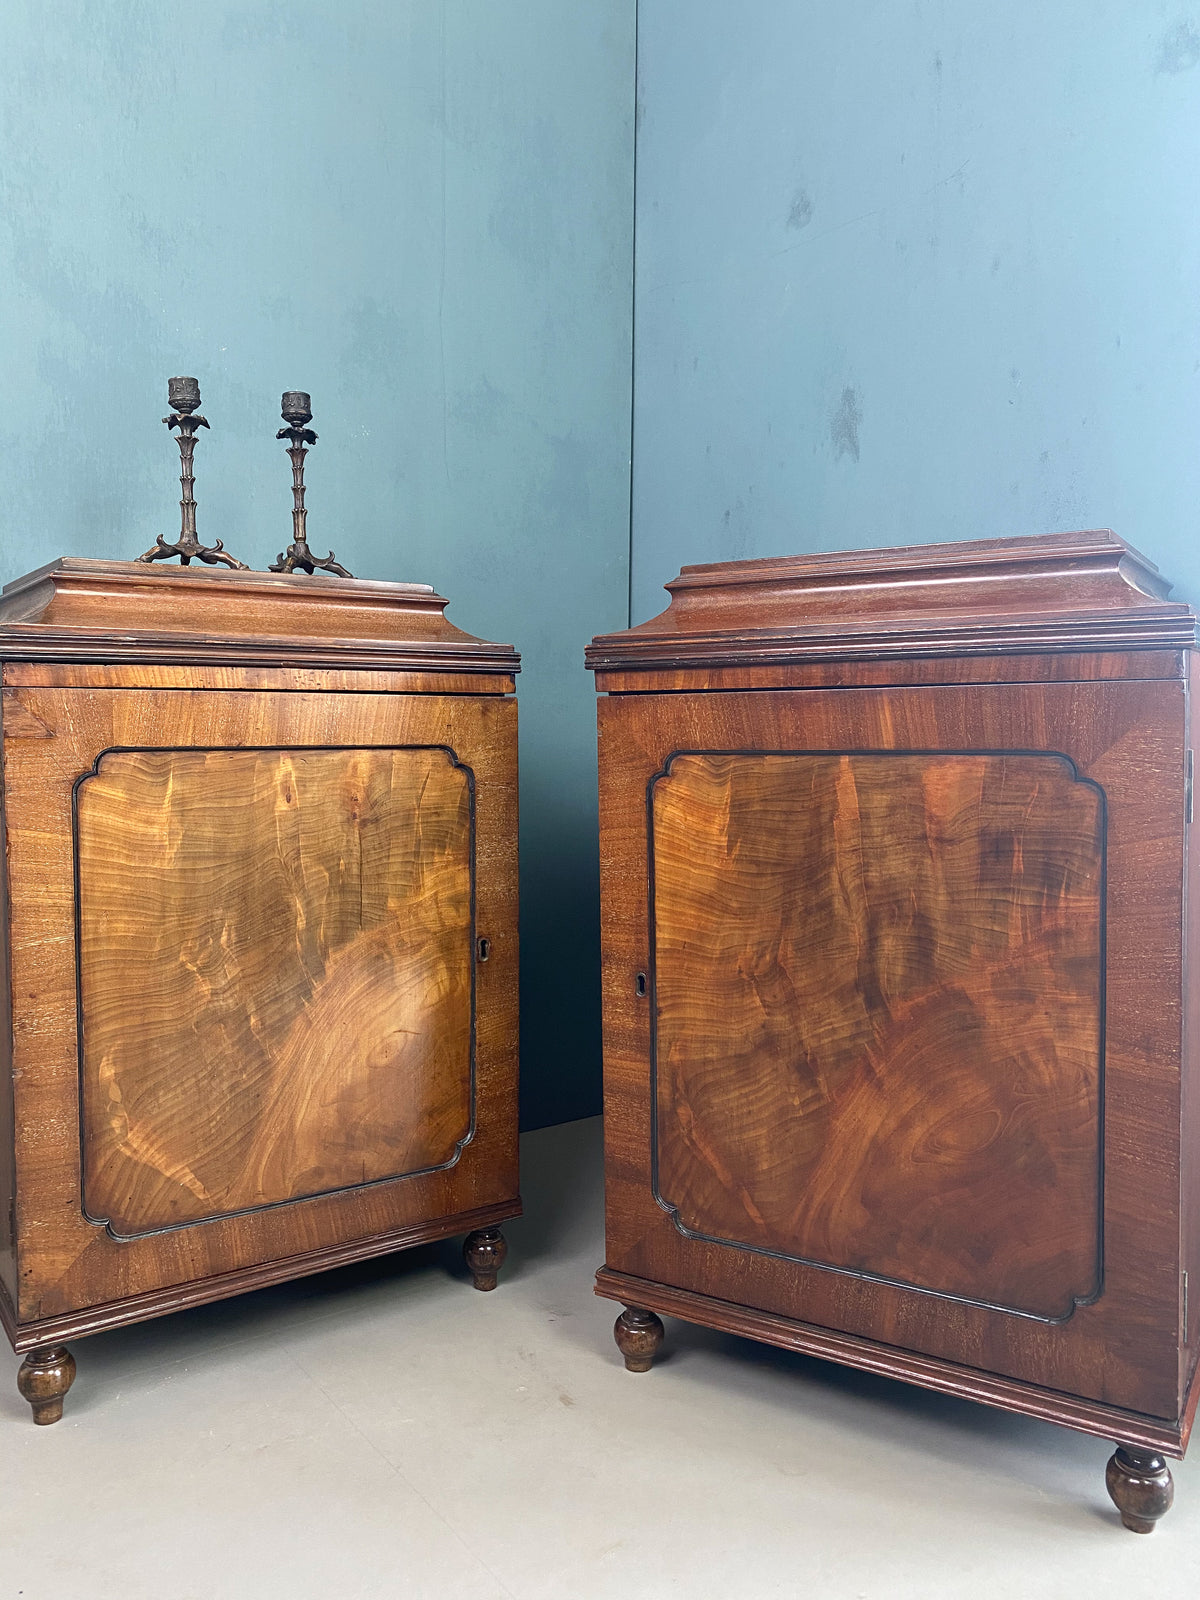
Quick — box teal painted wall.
[12,5,1193,1128]
[631,2,1200,620]
[0,1,634,1128]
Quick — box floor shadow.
[52,1238,452,1382]
[505,1115,604,1265]
[662,1314,1106,1494]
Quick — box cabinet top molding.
[586,530,1196,673]
[0,558,519,675]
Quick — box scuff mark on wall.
[1157,22,1200,74]
[720,497,749,557]
[831,387,861,462]
[787,189,813,229]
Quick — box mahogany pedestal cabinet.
[0,560,520,1423]
[587,531,1200,1532]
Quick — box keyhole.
[635,972,647,997]
[477,937,490,962]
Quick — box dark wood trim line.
[2,1196,521,1351]
[0,628,520,675]
[594,1267,1193,1456]
[594,666,1188,696]
[585,610,1198,672]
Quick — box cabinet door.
[2,685,517,1320]
[598,681,1186,1419]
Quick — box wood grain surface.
[594,678,1186,1419]
[592,648,1187,697]
[77,746,474,1236]
[0,724,15,1308]
[4,662,515,696]
[651,751,1103,1319]
[1,1195,520,1353]
[0,681,517,1334]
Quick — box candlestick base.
[136,535,250,570]
[269,542,353,578]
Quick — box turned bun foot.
[463,1227,508,1291]
[17,1345,77,1426]
[1106,1444,1174,1533]
[614,1306,665,1372]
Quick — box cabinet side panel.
[1185,659,1200,1374]
[0,713,16,1305]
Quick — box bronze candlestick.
[269,392,353,577]
[136,377,248,569]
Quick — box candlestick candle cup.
[167,376,201,414]
[281,391,313,426]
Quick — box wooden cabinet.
[587,530,1198,1531]
[0,559,520,1422]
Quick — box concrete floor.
[2,1116,1197,1599]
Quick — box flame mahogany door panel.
[652,749,1103,1322]
[597,680,1186,1420]
[2,685,518,1323]
[76,745,476,1238]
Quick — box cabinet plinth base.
[595,1268,1195,1458]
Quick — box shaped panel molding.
[76,744,475,1236]
[650,750,1104,1322]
